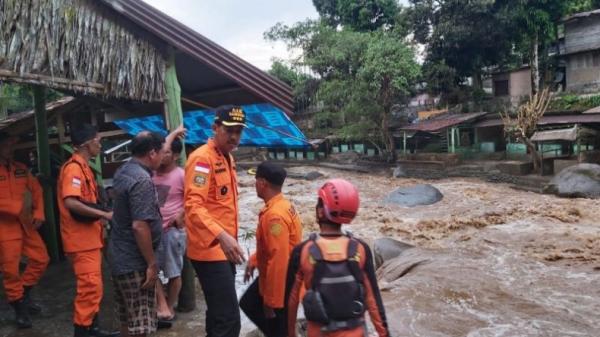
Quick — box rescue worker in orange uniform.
[57,124,119,337]
[0,131,49,329]
[184,105,247,337]
[286,179,390,337]
[241,161,303,337]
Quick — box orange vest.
[0,161,44,242]
[184,139,239,261]
[57,153,103,253]
[249,193,302,308]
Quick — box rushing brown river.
[1,166,598,337]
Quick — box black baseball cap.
[214,105,247,127]
[71,124,98,146]
[256,161,287,187]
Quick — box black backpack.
[302,233,366,332]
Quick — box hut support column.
[164,50,194,312]
[34,86,59,262]
[403,131,407,155]
[450,127,456,153]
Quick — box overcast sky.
[141,0,409,70]
[141,0,319,70]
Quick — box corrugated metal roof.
[100,0,293,115]
[531,126,597,142]
[583,106,600,114]
[397,112,488,132]
[0,96,76,130]
[564,9,600,22]
[475,114,600,128]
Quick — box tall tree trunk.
[472,69,483,91]
[523,137,542,173]
[530,32,540,95]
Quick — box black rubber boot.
[74,324,91,337]
[89,316,120,337]
[9,298,32,329]
[23,286,42,314]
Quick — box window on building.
[494,80,509,96]
[593,52,600,67]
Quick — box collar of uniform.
[208,138,226,159]
[261,193,284,214]
[71,153,90,167]
[129,158,153,176]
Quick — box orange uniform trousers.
[66,249,103,326]
[0,229,49,302]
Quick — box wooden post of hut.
[164,49,195,312]
[33,86,60,262]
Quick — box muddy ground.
[1,166,599,336]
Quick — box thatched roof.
[0,0,293,113]
[0,0,166,102]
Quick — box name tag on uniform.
[14,168,27,178]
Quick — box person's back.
[286,179,389,337]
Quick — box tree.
[409,0,516,96]
[501,0,569,94]
[500,88,551,172]
[313,0,400,31]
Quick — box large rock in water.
[373,238,414,269]
[384,184,443,207]
[544,163,600,199]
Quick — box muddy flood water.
[1,166,599,337]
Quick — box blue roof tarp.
[113,103,308,148]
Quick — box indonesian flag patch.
[72,177,81,187]
[195,162,210,174]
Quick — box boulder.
[544,163,600,199]
[328,151,361,164]
[288,171,324,181]
[373,238,414,269]
[384,184,443,207]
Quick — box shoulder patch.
[194,162,210,174]
[14,168,27,178]
[270,223,283,236]
[194,175,206,186]
[72,177,82,187]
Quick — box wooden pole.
[164,50,195,312]
[34,86,60,262]
[403,131,407,155]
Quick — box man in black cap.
[240,161,303,337]
[184,105,247,337]
[57,124,118,337]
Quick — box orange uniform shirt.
[286,236,390,337]
[184,139,239,261]
[57,153,103,253]
[0,161,44,242]
[249,193,302,308]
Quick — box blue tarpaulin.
[113,103,308,148]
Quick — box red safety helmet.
[318,179,359,224]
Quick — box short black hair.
[256,161,287,187]
[171,138,183,154]
[131,131,165,157]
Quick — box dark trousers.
[192,260,240,337]
[240,278,287,337]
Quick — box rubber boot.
[23,286,42,314]
[89,316,120,337]
[9,298,32,329]
[74,324,91,337]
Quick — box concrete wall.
[566,51,600,92]
[509,68,532,97]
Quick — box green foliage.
[313,0,400,31]
[0,83,62,116]
[548,94,600,111]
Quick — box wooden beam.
[34,86,60,262]
[181,96,212,109]
[0,69,105,94]
[14,129,128,150]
